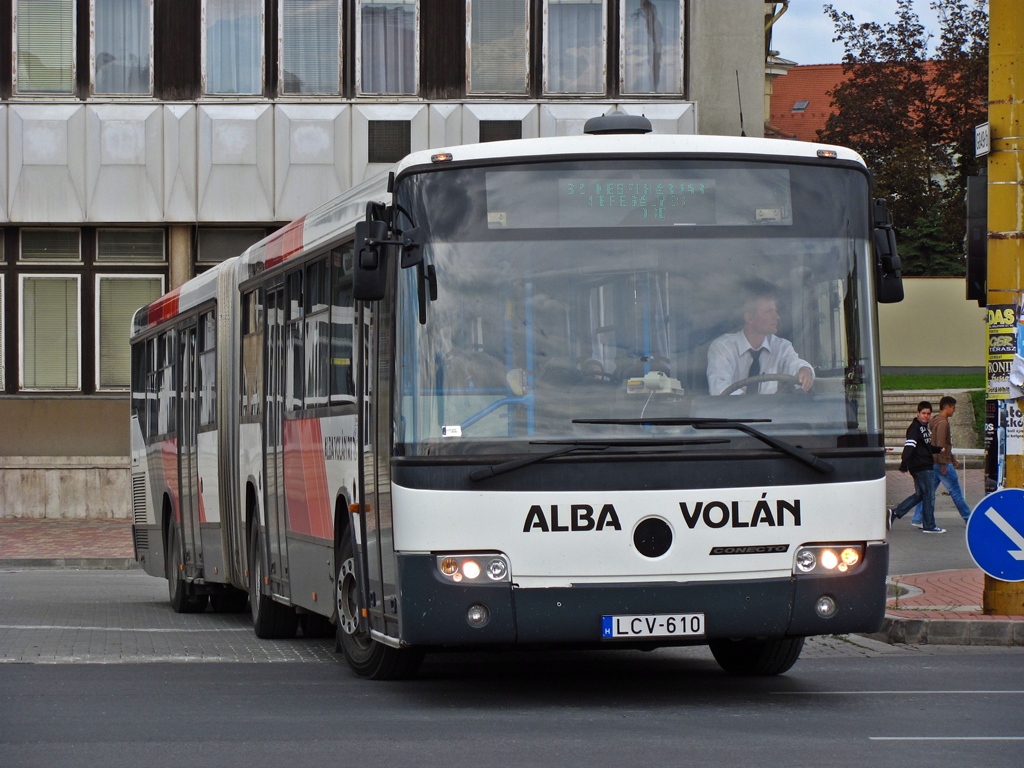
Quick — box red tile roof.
[769,64,848,142]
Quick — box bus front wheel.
[335,530,423,680]
[709,636,804,676]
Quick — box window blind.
[282,0,340,95]
[99,277,162,388]
[21,229,81,262]
[97,229,165,262]
[23,277,80,389]
[469,0,527,94]
[16,0,74,94]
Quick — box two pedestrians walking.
[888,400,946,534]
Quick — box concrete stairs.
[882,390,981,451]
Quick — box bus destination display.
[559,178,716,226]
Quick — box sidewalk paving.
[0,518,135,569]
[1,468,1022,646]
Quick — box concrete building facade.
[0,0,770,518]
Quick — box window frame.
[94,273,165,392]
[618,0,685,97]
[542,0,607,96]
[19,273,83,392]
[355,0,420,97]
[465,0,530,96]
[201,0,266,96]
[278,0,344,96]
[90,0,155,97]
[13,0,77,97]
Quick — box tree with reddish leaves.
[819,0,987,276]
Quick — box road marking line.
[870,737,1024,741]
[0,624,250,633]
[772,690,1024,695]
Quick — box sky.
[769,1,945,66]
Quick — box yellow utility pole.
[986,0,1024,614]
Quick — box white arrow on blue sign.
[966,489,1024,582]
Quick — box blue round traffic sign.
[966,489,1024,582]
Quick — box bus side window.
[131,339,147,437]
[145,338,157,438]
[330,245,356,403]
[157,330,176,436]
[286,269,304,412]
[241,289,264,419]
[198,310,216,426]
[305,257,330,409]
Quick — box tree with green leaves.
[819,0,988,276]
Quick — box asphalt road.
[2,570,1023,768]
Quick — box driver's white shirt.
[706,330,814,395]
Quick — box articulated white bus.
[130,114,904,678]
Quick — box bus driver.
[706,286,814,396]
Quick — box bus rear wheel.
[709,636,804,676]
[165,524,207,614]
[335,530,423,680]
[248,523,298,639]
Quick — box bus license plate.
[601,613,705,639]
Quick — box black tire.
[298,612,335,638]
[209,589,249,613]
[248,523,298,639]
[335,529,423,679]
[166,524,207,614]
[709,636,805,676]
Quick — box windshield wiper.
[571,417,834,475]
[468,437,730,482]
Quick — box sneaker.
[921,527,946,534]
[911,522,923,528]
[887,507,897,530]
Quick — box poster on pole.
[987,304,1015,400]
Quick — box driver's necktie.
[746,348,762,395]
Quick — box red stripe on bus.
[146,288,181,328]
[264,217,307,269]
[282,418,331,541]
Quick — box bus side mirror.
[873,199,904,304]
[353,220,389,301]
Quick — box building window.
[20,229,81,263]
[479,120,522,143]
[197,228,266,264]
[620,0,682,95]
[792,100,809,113]
[204,0,263,95]
[367,120,410,164]
[93,0,153,95]
[20,275,81,390]
[15,0,75,95]
[96,229,165,263]
[281,0,341,95]
[97,275,163,389]
[467,0,528,95]
[545,0,605,95]
[358,0,417,95]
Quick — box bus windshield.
[393,158,879,457]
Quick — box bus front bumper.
[396,542,888,646]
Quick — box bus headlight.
[793,544,864,576]
[436,553,511,583]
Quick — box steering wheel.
[719,373,802,396]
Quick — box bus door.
[178,321,203,579]
[361,297,399,637]
[264,282,290,598]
